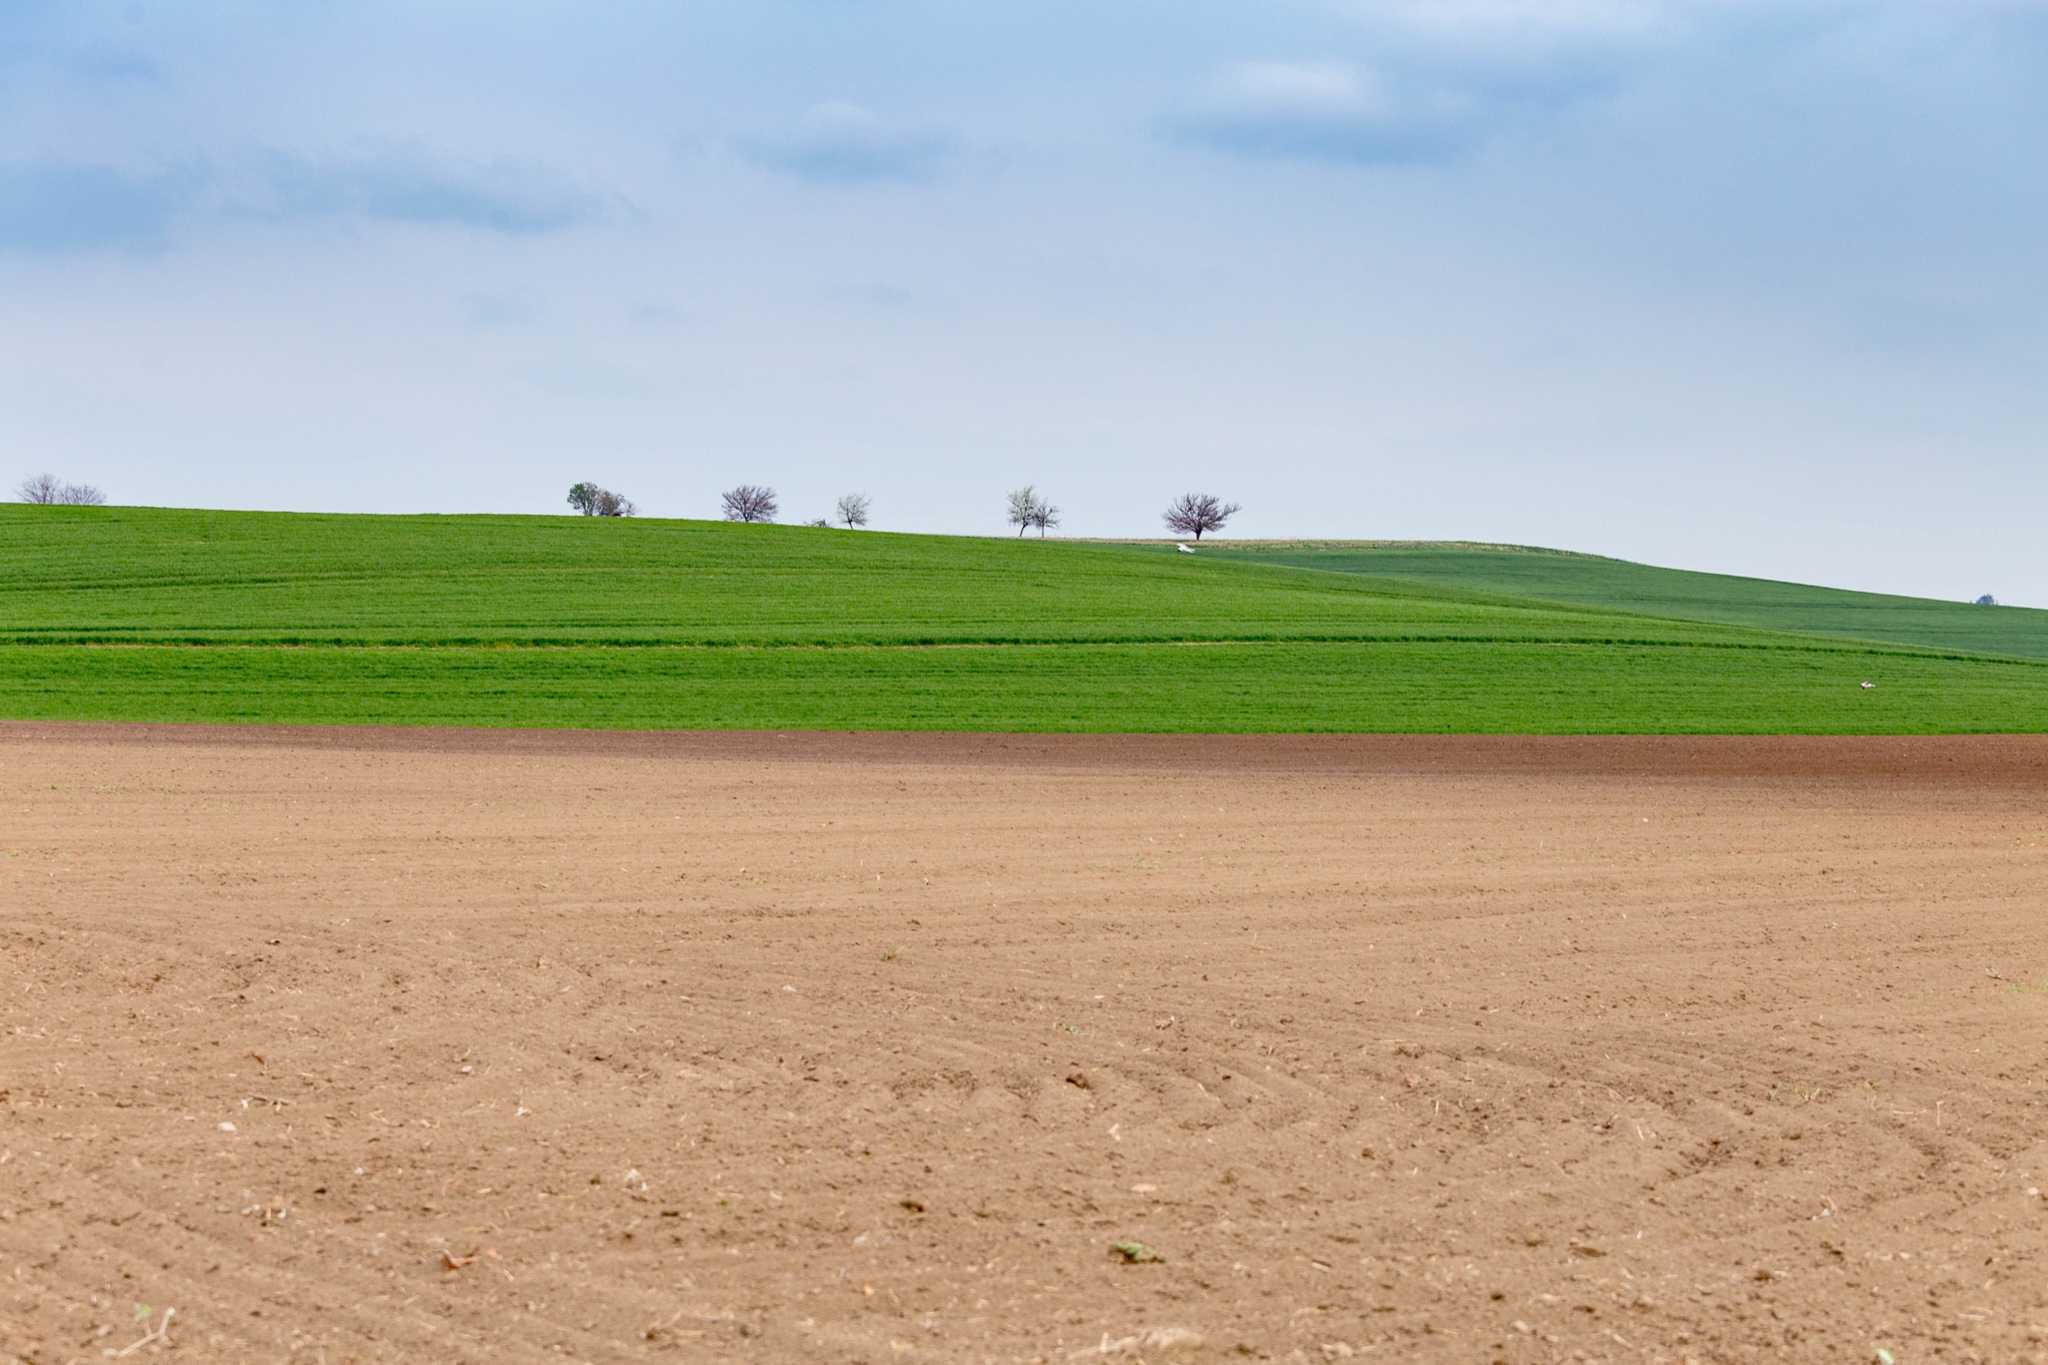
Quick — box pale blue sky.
[4,2,2045,603]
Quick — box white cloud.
[1172,58,1510,164]
[1315,0,1670,39]
[231,141,610,234]
[744,103,956,184]
[1229,59,1381,109]
[1165,1,1675,166]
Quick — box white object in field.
[1177,543,1195,553]
[1860,681,1875,689]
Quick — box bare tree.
[16,473,62,504]
[16,473,105,505]
[834,492,872,529]
[1161,493,1240,541]
[1007,485,1062,537]
[567,482,636,517]
[1005,486,1036,536]
[721,485,778,523]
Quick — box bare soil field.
[4,725,2047,1365]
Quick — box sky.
[3,1,2046,604]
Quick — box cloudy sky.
[4,1,2045,602]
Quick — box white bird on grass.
[1176,543,1195,553]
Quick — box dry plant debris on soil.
[2,726,2048,1363]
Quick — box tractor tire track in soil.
[2,726,2047,1362]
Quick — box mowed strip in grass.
[2,506,2044,732]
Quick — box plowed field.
[4,726,2047,1364]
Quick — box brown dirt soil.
[4,725,2048,1365]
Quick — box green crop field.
[1202,541,2048,660]
[0,506,1771,648]
[2,505,2043,732]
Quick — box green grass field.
[0,506,1768,647]
[2,505,2043,732]
[1202,541,2048,660]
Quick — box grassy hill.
[0,506,1756,647]
[1200,541,2048,660]
[1,505,2043,732]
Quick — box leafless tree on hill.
[16,473,60,504]
[16,473,105,505]
[1005,486,1038,536]
[1162,492,1239,540]
[721,485,778,523]
[1006,486,1060,537]
[835,492,871,528]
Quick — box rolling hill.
[1199,541,2048,660]
[1,506,2042,732]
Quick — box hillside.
[1,506,2044,732]
[1199,541,2048,660]
[0,506,1748,647]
